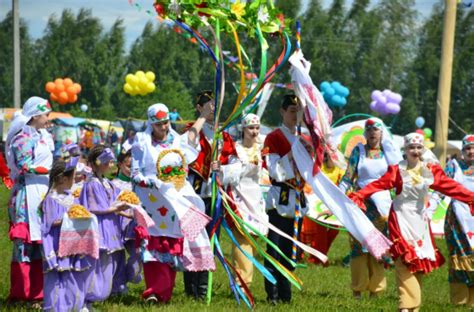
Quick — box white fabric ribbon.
[292,140,392,260]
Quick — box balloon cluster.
[320,81,350,108]
[370,89,402,115]
[45,78,82,105]
[123,71,156,96]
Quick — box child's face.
[61,170,75,190]
[95,160,114,176]
[119,157,132,177]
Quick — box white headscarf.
[364,117,403,165]
[6,96,51,180]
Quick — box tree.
[0,12,35,106]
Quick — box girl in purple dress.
[41,157,95,311]
[112,149,143,287]
[79,145,128,301]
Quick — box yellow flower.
[231,1,246,20]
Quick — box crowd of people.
[1,92,474,312]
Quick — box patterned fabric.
[445,206,474,286]
[445,159,474,286]
[8,130,41,236]
[446,159,474,178]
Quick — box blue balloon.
[339,86,350,97]
[415,116,425,128]
[320,81,331,91]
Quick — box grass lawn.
[0,184,470,311]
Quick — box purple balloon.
[387,92,402,104]
[385,102,401,114]
[370,101,378,112]
[371,90,382,101]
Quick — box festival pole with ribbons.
[127,1,328,308]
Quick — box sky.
[0,0,439,50]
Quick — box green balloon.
[423,127,433,138]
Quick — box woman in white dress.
[231,113,268,289]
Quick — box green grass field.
[0,185,470,311]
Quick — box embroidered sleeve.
[339,147,360,193]
[11,134,36,174]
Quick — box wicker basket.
[156,148,187,191]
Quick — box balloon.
[423,127,432,138]
[415,116,425,128]
[59,91,69,103]
[370,101,378,112]
[80,104,88,112]
[385,103,401,114]
[50,93,58,102]
[370,89,402,115]
[46,78,81,104]
[123,70,157,96]
[416,129,424,135]
[73,83,82,93]
[124,83,133,94]
[125,74,136,84]
[321,80,350,108]
[139,77,148,89]
[145,71,156,81]
[55,82,65,92]
[320,81,331,91]
[146,82,156,93]
[63,78,73,87]
[69,94,78,103]
[67,86,77,95]
[45,82,56,93]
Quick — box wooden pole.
[13,0,21,109]
[434,0,457,168]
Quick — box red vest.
[186,123,237,179]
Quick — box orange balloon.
[45,82,56,93]
[50,93,58,102]
[55,82,65,92]
[73,83,82,93]
[59,91,69,103]
[68,93,78,103]
[54,78,64,85]
[63,78,73,87]
[67,86,77,95]
[58,97,68,105]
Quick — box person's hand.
[317,210,333,219]
[114,203,129,212]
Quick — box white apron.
[357,144,392,217]
[25,131,53,241]
[235,142,268,235]
[393,161,436,260]
[451,160,474,248]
